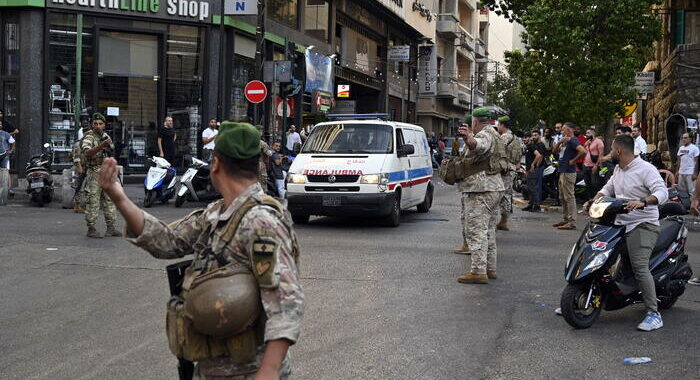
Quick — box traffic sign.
[244,80,267,104]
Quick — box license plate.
[31,181,44,188]
[322,195,341,207]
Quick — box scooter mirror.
[43,143,50,148]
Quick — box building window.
[304,0,329,42]
[3,18,19,76]
[685,12,700,45]
[268,0,299,29]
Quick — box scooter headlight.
[589,201,612,219]
[288,174,307,184]
[584,250,611,271]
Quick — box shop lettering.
[303,169,364,175]
[167,0,209,21]
[51,0,210,21]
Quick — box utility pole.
[217,0,225,121]
[74,14,83,137]
[254,0,265,130]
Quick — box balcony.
[475,39,487,58]
[437,14,460,40]
[437,79,457,98]
[457,83,471,109]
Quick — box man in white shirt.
[632,125,648,155]
[676,133,699,194]
[590,134,668,331]
[201,119,218,162]
[285,125,302,155]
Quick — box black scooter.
[174,156,220,207]
[560,197,693,329]
[25,143,54,207]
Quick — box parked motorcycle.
[25,143,54,207]
[560,197,693,329]
[175,156,220,207]
[143,156,178,208]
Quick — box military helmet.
[184,265,262,338]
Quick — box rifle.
[166,260,195,380]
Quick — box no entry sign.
[244,80,268,104]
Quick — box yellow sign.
[615,102,637,118]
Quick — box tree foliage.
[486,0,661,126]
[487,72,539,135]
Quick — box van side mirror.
[292,142,302,156]
[398,144,414,157]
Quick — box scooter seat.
[651,219,682,257]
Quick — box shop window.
[230,55,255,121]
[99,32,158,77]
[268,0,299,29]
[304,0,329,42]
[3,18,19,76]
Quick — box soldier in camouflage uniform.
[256,125,274,193]
[496,116,521,231]
[82,113,121,238]
[98,123,304,379]
[456,107,506,284]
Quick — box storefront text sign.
[49,0,211,22]
[388,45,410,62]
[418,45,437,96]
[224,0,256,15]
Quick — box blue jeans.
[527,166,544,206]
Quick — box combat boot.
[496,216,509,231]
[74,205,85,213]
[487,270,498,279]
[87,227,103,238]
[457,272,488,284]
[105,226,123,237]
[453,243,470,255]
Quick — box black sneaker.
[522,205,533,212]
[531,206,542,212]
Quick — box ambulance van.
[286,115,434,227]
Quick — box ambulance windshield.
[302,124,394,154]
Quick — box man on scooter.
[584,134,668,331]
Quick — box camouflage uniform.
[499,130,517,218]
[259,140,273,192]
[458,127,505,274]
[127,183,304,379]
[69,139,86,208]
[81,130,117,230]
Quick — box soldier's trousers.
[499,172,515,218]
[461,191,502,274]
[84,169,117,228]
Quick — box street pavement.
[1,178,699,379]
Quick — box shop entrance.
[96,30,162,171]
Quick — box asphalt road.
[1,179,699,379]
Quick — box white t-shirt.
[677,143,700,175]
[202,128,218,150]
[634,136,648,155]
[286,132,302,151]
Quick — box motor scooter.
[560,197,693,329]
[25,143,54,207]
[175,156,220,207]
[144,156,177,208]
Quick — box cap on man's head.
[215,123,260,160]
[470,107,491,120]
[92,112,106,122]
[498,116,511,127]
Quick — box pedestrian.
[0,109,17,191]
[201,119,218,162]
[522,130,546,212]
[451,135,460,156]
[552,123,563,145]
[285,125,302,155]
[583,127,604,201]
[0,128,15,192]
[552,122,586,230]
[69,127,89,213]
[632,125,648,155]
[437,134,446,164]
[0,109,19,136]
[676,132,699,195]
[158,116,177,165]
[270,141,286,198]
[496,116,522,231]
[98,123,304,378]
[455,107,506,284]
[256,124,274,193]
[574,126,587,171]
[588,134,668,330]
[81,113,121,238]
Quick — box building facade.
[487,11,525,65]
[0,0,432,175]
[416,0,489,137]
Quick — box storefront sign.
[333,100,356,114]
[337,84,350,98]
[224,0,256,15]
[49,0,211,22]
[377,0,405,18]
[418,45,437,96]
[312,90,333,113]
[305,50,334,94]
[634,72,655,94]
[388,45,410,62]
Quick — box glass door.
[97,31,160,171]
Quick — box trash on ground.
[623,357,652,365]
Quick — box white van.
[286,116,434,227]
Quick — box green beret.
[92,112,106,122]
[215,123,260,160]
[470,107,491,119]
[498,116,511,123]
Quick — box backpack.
[505,134,523,165]
[484,127,509,175]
